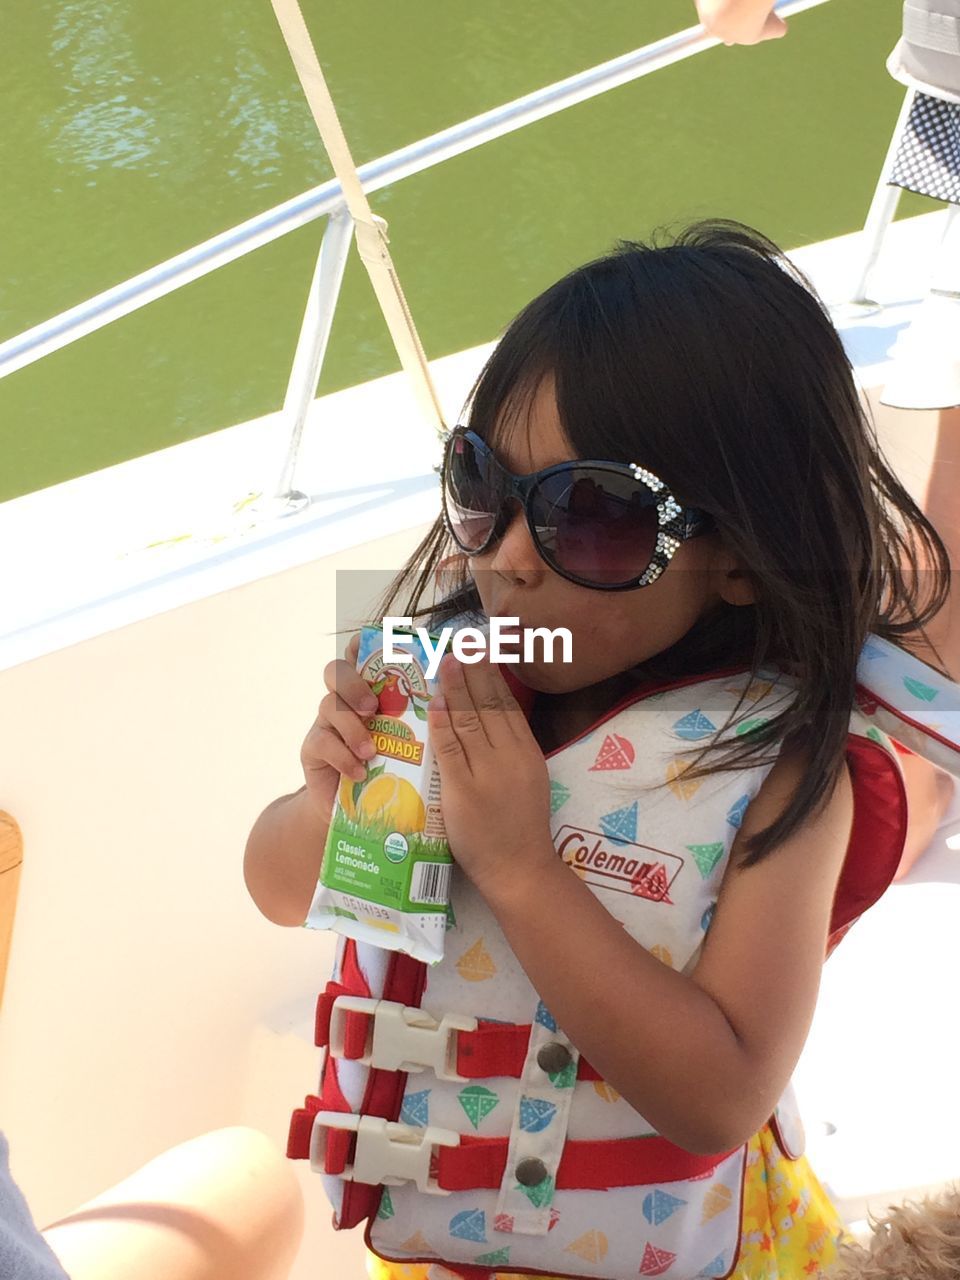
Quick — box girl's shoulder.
[732,745,852,870]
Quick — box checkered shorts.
[889,91,960,205]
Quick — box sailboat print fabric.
[854,634,960,781]
[298,631,960,1280]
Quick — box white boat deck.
[0,209,957,1273]
[796,784,960,1237]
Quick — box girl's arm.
[480,748,853,1156]
[892,747,956,880]
[244,787,329,926]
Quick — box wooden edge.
[0,810,24,1012]
[0,810,23,876]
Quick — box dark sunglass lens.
[443,433,503,552]
[532,470,660,585]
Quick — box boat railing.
[0,0,835,514]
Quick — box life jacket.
[888,1,960,106]
[287,633,960,1280]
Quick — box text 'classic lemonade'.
[306,625,452,963]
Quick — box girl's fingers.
[460,653,521,748]
[323,656,378,716]
[427,683,471,781]
[488,658,535,739]
[304,726,367,782]
[320,692,377,761]
[437,653,492,751]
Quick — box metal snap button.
[515,1157,549,1186]
[537,1042,572,1074]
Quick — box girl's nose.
[479,499,546,587]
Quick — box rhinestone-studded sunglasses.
[440,426,715,591]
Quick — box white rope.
[270,0,447,438]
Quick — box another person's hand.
[695,0,788,45]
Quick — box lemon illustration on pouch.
[338,768,425,835]
[356,773,426,835]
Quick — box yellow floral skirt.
[365,1123,853,1280]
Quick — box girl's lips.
[489,609,532,631]
[493,617,534,645]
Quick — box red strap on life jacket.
[319,1123,736,1190]
[314,1000,603,1081]
[456,1021,601,1080]
[287,1091,354,1173]
[314,984,371,1059]
[288,1005,357,1164]
[339,943,427,1228]
[288,937,429,1227]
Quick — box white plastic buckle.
[310,1110,460,1195]
[329,996,478,1083]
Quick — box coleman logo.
[555,826,682,902]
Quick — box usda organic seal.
[384,832,409,863]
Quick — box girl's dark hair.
[370,219,952,867]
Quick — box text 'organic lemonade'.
[306,625,452,963]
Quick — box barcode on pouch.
[410,861,451,906]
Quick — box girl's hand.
[300,633,379,824]
[428,652,555,902]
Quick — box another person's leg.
[40,1127,303,1280]
[913,406,960,683]
[882,403,960,878]
[893,744,957,879]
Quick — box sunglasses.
[440,426,715,591]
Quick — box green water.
[0,0,936,503]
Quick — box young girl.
[244,220,959,1280]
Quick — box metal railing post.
[848,86,917,307]
[265,204,354,514]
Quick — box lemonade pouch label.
[306,624,452,964]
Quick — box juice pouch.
[306,624,452,964]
